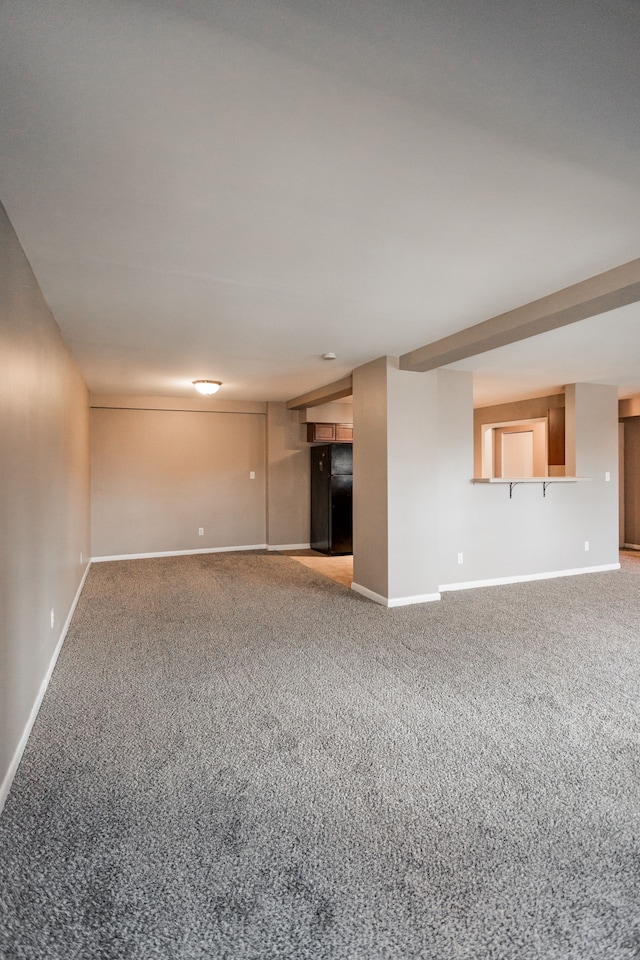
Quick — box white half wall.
[353,358,620,605]
[438,377,619,587]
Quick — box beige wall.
[298,401,353,424]
[622,417,640,547]
[0,202,90,807]
[266,402,310,548]
[91,404,267,557]
[91,399,313,558]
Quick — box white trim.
[267,543,311,552]
[623,543,640,551]
[351,582,441,607]
[0,562,92,816]
[351,583,390,605]
[472,476,590,484]
[387,592,442,608]
[91,544,267,562]
[439,562,620,593]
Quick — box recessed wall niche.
[474,396,566,479]
[480,418,548,478]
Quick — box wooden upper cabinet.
[306,422,353,443]
[335,424,353,441]
[548,407,565,466]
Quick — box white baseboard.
[91,544,268,562]
[351,582,441,607]
[0,561,92,816]
[623,543,640,551]
[267,543,311,552]
[439,562,621,593]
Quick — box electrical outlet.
[198,527,204,536]
[584,541,590,551]
[250,471,256,480]
[605,472,610,482]
[50,609,55,629]
[457,552,464,564]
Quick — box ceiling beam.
[619,397,640,419]
[399,257,640,373]
[286,375,353,410]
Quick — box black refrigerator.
[310,443,353,555]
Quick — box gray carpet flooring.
[1,553,640,959]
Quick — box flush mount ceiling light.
[321,352,337,360]
[192,380,222,395]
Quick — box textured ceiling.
[1,0,639,404]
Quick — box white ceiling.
[1,0,639,405]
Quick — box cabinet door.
[313,423,336,440]
[335,424,353,441]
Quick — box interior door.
[499,430,534,477]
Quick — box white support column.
[565,382,619,562]
[352,357,441,606]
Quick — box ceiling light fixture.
[322,352,337,360]
[192,380,222,395]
